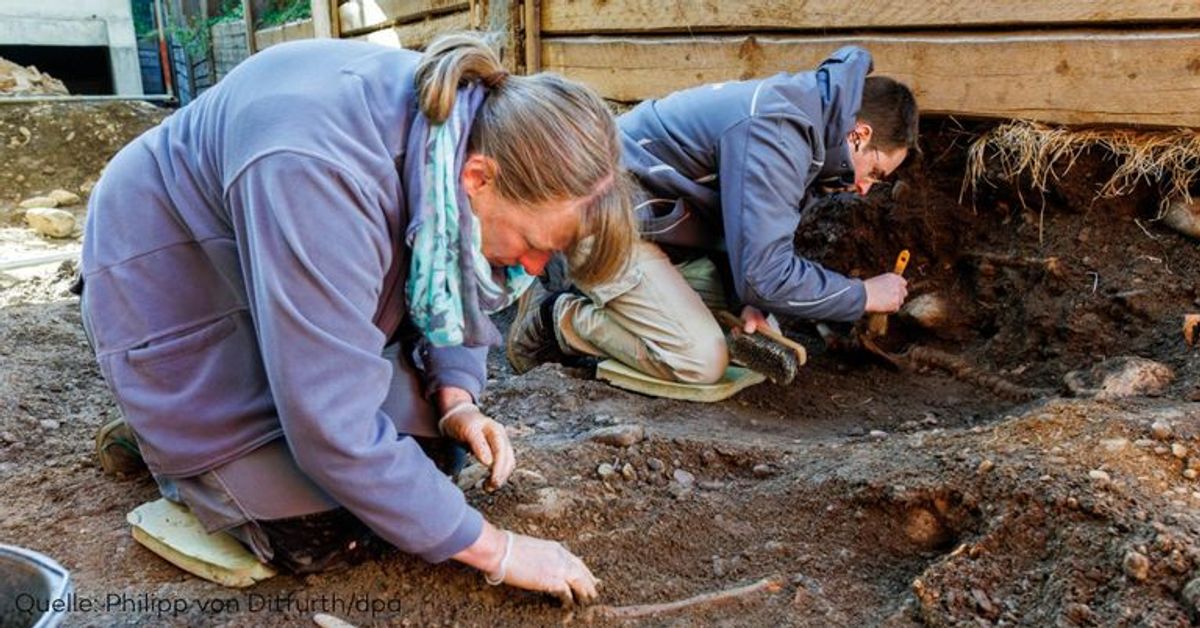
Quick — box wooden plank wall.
[537,0,1200,128]
[339,0,472,50]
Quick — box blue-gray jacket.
[81,40,485,562]
[619,46,872,322]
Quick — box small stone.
[868,430,888,439]
[0,431,16,444]
[712,556,725,577]
[19,195,57,209]
[1134,439,1156,449]
[1183,577,1200,616]
[597,463,617,480]
[1151,421,1173,441]
[701,449,718,466]
[1123,550,1150,581]
[1184,469,1198,480]
[620,463,636,481]
[1065,357,1174,400]
[1100,438,1129,453]
[698,480,725,491]
[1155,446,1171,456]
[764,540,785,553]
[1162,196,1200,240]
[667,483,691,500]
[1173,443,1189,459]
[977,459,995,474]
[47,189,81,206]
[79,179,96,196]
[1064,603,1098,625]
[25,207,76,238]
[752,464,774,478]
[39,419,60,430]
[587,423,645,447]
[646,457,664,472]
[455,462,489,490]
[900,293,949,329]
[672,468,695,488]
[515,487,572,520]
[1088,469,1111,483]
[511,469,547,488]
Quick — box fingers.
[566,555,599,604]
[483,423,515,490]
[465,427,493,467]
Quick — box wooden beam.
[524,0,541,73]
[242,0,256,53]
[311,0,335,38]
[349,10,471,49]
[255,18,317,50]
[541,31,1200,128]
[338,0,469,34]
[541,0,1200,34]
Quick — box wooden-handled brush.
[716,310,807,385]
[866,249,910,338]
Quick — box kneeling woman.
[80,33,633,603]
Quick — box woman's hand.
[738,305,779,334]
[454,522,599,606]
[437,390,515,490]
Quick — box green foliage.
[257,0,312,29]
[156,0,246,58]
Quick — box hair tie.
[483,70,509,89]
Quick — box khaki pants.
[555,241,729,384]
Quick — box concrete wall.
[0,0,145,95]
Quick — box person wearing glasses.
[507,46,919,385]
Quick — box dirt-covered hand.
[439,407,515,491]
[863,273,908,313]
[495,533,599,606]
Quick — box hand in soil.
[863,272,909,313]
[499,533,599,607]
[738,305,778,333]
[439,407,515,490]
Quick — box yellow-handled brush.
[866,249,910,338]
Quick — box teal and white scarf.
[405,83,535,347]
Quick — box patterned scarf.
[405,83,535,347]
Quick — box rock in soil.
[1163,197,1200,240]
[673,469,696,488]
[47,189,81,207]
[18,195,57,209]
[515,487,573,520]
[24,207,76,238]
[587,423,645,447]
[1064,356,1175,400]
[901,292,950,329]
[1123,550,1150,581]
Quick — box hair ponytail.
[416,32,636,287]
[415,33,505,123]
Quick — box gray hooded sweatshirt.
[619,46,873,322]
[80,40,486,563]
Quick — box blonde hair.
[415,32,635,286]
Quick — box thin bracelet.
[437,401,478,435]
[485,530,514,586]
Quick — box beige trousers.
[554,241,730,384]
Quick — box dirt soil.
[2,109,1200,627]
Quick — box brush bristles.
[728,333,799,385]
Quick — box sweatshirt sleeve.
[415,342,488,401]
[225,151,482,562]
[718,114,867,322]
